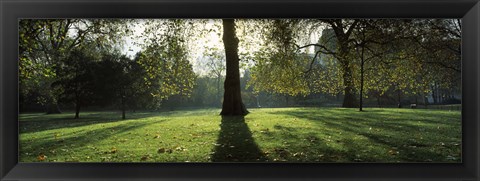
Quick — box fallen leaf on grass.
[37,153,47,161]
[140,155,151,161]
[388,149,399,155]
[260,128,270,133]
[175,146,187,151]
[293,152,304,157]
[104,147,117,154]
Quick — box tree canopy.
[19,19,461,118]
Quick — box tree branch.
[303,50,322,74]
[425,61,461,72]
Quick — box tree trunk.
[74,100,80,119]
[397,89,402,108]
[256,95,261,108]
[121,94,126,120]
[74,91,80,119]
[327,20,359,109]
[217,77,221,107]
[359,60,364,111]
[220,19,248,116]
[341,62,358,108]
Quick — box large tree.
[53,47,98,119]
[299,19,360,108]
[326,20,360,108]
[249,19,361,108]
[220,19,248,116]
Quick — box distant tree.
[53,48,99,119]
[204,50,226,107]
[351,20,394,111]
[95,53,141,119]
[139,19,196,109]
[411,19,461,104]
[19,19,130,114]
[249,19,361,108]
[191,77,220,107]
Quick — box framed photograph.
[1,0,479,180]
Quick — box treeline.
[19,19,461,118]
[20,19,196,118]
[21,47,196,119]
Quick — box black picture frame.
[1,0,479,180]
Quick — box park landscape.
[19,19,461,162]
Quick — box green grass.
[19,107,461,163]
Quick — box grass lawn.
[19,107,461,162]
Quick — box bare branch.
[297,44,336,55]
[345,20,359,38]
[303,50,322,74]
[425,61,461,72]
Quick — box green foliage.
[246,19,460,107]
[136,48,195,107]
[19,19,131,110]
[135,19,196,109]
[249,20,311,96]
[308,29,344,95]
[53,48,98,109]
[19,18,461,112]
[250,51,310,96]
[190,77,223,107]
[94,52,141,108]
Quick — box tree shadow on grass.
[19,120,163,162]
[274,108,461,162]
[19,111,164,134]
[210,116,267,162]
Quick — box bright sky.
[121,19,224,76]
[120,19,321,76]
